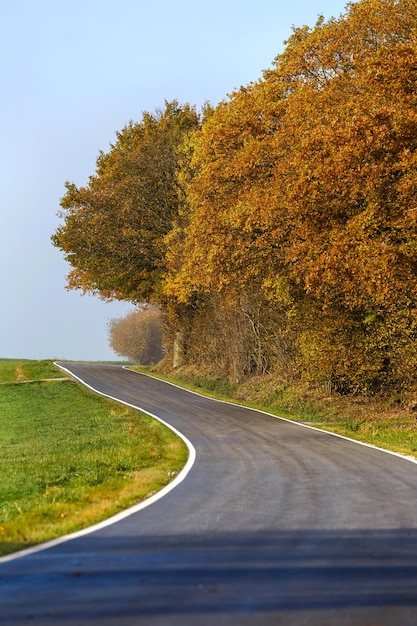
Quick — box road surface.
[1,362,417,625]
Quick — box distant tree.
[108,305,164,364]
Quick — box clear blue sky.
[0,0,351,361]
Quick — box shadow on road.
[2,527,417,623]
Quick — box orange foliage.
[54,0,417,393]
[166,0,417,392]
[52,102,200,303]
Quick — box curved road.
[2,362,417,625]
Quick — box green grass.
[6,357,411,559]
[0,360,187,557]
[0,359,65,383]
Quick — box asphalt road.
[2,362,417,625]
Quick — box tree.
[165,0,417,391]
[52,101,201,303]
[53,0,417,394]
[270,0,417,391]
[162,81,297,380]
[108,305,164,364]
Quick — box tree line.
[52,0,417,395]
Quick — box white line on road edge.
[128,366,417,467]
[3,363,416,564]
[0,363,196,564]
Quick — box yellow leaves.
[53,102,201,304]
[53,0,417,393]
[162,0,417,392]
[262,275,293,306]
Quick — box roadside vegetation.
[108,305,164,365]
[0,359,66,383]
[53,1,417,403]
[134,365,417,462]
[51,0,417,470]
[0,360,187,557]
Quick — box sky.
[1,0,352,361]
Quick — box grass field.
[0,360,187,557]
[0,359,67,383]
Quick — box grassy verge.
[0,359,67,383]
[0,360,187,557]
[132,365,417,461]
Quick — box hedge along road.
[2,363,417,625]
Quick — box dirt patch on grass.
[14,366,26,382]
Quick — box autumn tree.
[269,0,417,392]
[165,0,417,392]
[163,72,300,380]
[52,101,201,303]
[108,305,164,364]
[53,0,417,395]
